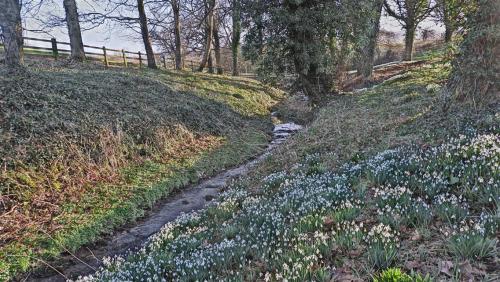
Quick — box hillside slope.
[0,64,282,280]
[78,59,499,281]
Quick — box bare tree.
[169,0,183,69]
[384,0,435,61]
[213,9,223,74]
[63,0,85,61]
[152,0,234,72]
[420,28,436,41]
[198,0,216,71]
[0,0,23,68]
[231,0,240,76]
[137,0,157,68]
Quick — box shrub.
[373,268,432,282]
[373,268,413,282]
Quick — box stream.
[30,123,303,282]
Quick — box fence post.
[163,56,167,69]
[122,49,128,67]
[51,38,58,60]
[102,46,109,68]
[138,51,142,68]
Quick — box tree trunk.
[231,0,241,76]
[286,0,328,105]
[357,0,384,79]
[63,0,85,62]
[213,15,223,75]
[0,0,23,68]
[208,52,214,73]
[171,0,183,70]
[403,25,416,61]
[198,0,216,72]
[442,2,454,43]
[443,0,499,106]
[137,0,157,69]
[257,17,264,56]
[444,24,453,42]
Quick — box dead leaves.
[324,216,335,228]
[440,260,455,277]
[330,266,362,282]
[439,260,487,281]
[347,249,363,258]
[410,230,422,241]
[405,260,422,270]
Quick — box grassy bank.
[257,58,497,176]
[77,59,499,281]
[0,64,282,280]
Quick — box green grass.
[73,58,499,281]
[253,58,497,178]
[0,63,282,280]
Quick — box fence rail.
[0,35,253,74]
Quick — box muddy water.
[30,123,302,282]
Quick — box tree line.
[0,0,496,103]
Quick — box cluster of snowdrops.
[77,128,499,281]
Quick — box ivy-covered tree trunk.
[286,0,331,104]
[137,0,157,69]
[0,0,23,68]
[231,0,241,76]
[63,0,85,62]
[442,3,454,42]
[444,0,499,105]
[357,0,384,79]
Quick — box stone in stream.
[204,195,215,202]
[273,123,303,134]
[274,132,291,139]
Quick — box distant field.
[374,39,445,65]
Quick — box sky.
[23,3,445,53]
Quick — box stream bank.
[29,123,303,282]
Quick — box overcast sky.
[23,4,445,53]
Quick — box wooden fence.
[0,36,250,74]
